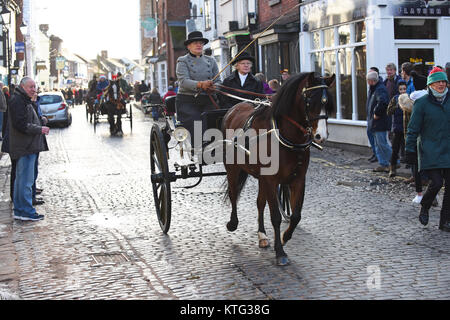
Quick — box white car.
[39,92,72,127]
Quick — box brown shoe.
[373,166,389,173]
[404,177,415,184]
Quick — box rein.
[216,84,272,99]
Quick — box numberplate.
[46,115,54,119]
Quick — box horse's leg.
[282,177,306,246]
[262,178,289,266]
[257,182,269,248]
[225,166,241,232]
[117,111,123,134]
[107,104,116,134]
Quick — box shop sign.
[392,0,450,17]
[56,57,66,70]
[302,0,368,31]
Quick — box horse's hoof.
[226,221,238,232]
[276,256,290,266]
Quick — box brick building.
[140,0,190,94]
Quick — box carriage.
[150,73,335,265]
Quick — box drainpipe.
[213,0,218,39]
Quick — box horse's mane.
[270,72,311,119]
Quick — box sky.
[34,0,141,60]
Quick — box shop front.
[299,0,450,147]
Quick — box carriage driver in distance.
[175,31,221,148]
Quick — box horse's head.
[301,72,335,143]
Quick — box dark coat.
[405,90,450,171]
[366,81,390,132]
[383,74,402,100]
[219,70,264,109]
[387,95,404,133]
[7,87,49,160]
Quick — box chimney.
[101,50,108,59]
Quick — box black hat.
[184,31,209,46]
[231,52,255,65]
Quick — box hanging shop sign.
[392,0,450,17]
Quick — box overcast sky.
[35,0,141,60]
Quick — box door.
[398,48,435,77]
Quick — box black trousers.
[421,168,450,224]
[390,132,404,166]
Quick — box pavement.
[0,105,449,300]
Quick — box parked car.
[39,92,72,127]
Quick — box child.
[387,80,407,177]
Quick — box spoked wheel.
[278,184,292,222]
[129,103,133,131]
[150,125,171,233]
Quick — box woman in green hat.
[405,67,450,232]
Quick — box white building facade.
[299,0,450,147]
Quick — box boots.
[419,206,429,226]
[389,165,397,178]
[439,211,450,232]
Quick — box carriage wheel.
[278,184,291,222]
[129,103,133,131]
[150,125,171,233]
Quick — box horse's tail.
[222,170,249,203]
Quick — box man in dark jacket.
[366,71,392,172]
[8,77,49,221]
[219,52,264,109]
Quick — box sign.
[141,17,158,38]
[56,57,66,70]
[392,0,450,16]
[302,0,368,31]
[15,42,25,53]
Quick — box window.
[355,45,367,121]
[394,19,437,39]
[311,52,322,75]
[355,21,366,43]
[338,25,350,46]
[204,0,211,30]
[40,95,63,104]
[323,28,334,48]
[312,31,320,50]
[323,50,337,119]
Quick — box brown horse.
[221,72,335,266]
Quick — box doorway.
[398,48,434,77]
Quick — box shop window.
[311,52,322,75]
[339,48,353,120]
[354,46,367,121]
[338,25,350,46]
[394,19,437,40]
[312,31,320,50]
[323,28,334,48]
[323,50,337,119]
[355,21,366,43]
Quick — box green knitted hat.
[427,67,448,85]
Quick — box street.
[0,104,449,300]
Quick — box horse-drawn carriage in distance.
[85,78,133,135]
[149,73,335,266]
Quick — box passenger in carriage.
[218,52,264,109]
[175,31,220,146]
[96,75,109,102]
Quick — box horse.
[221,72,335,266]
[85,91,97,123]
[103,79,126,136]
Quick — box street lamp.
[20,21,27,35]
[1,4,11,85]
[1,5,10,25]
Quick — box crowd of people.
[366,62,450,232]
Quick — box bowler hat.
[231,52,255,65]
[184,31,209,46]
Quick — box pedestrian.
[254,73,273,95]
[366,70,392,172]
[0,82,7,140]
[387,80,407,177]
[219,52,264,109]
[149,88,163,121]
[175,30,219,147]
[268,79,280,93]
[281,69,290,84]
[401,62,416,94]
[1,86,16,201]
[8,77,50,221]
[405,67,450,231]
[366,68,383,163]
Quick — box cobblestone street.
[0,104,449,300]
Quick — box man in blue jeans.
[8,77,49,221]
[366,70,392,172]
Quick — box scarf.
[429,87,448,103]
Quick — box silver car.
[39,92,72,127]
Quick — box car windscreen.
[40,95,63,105]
